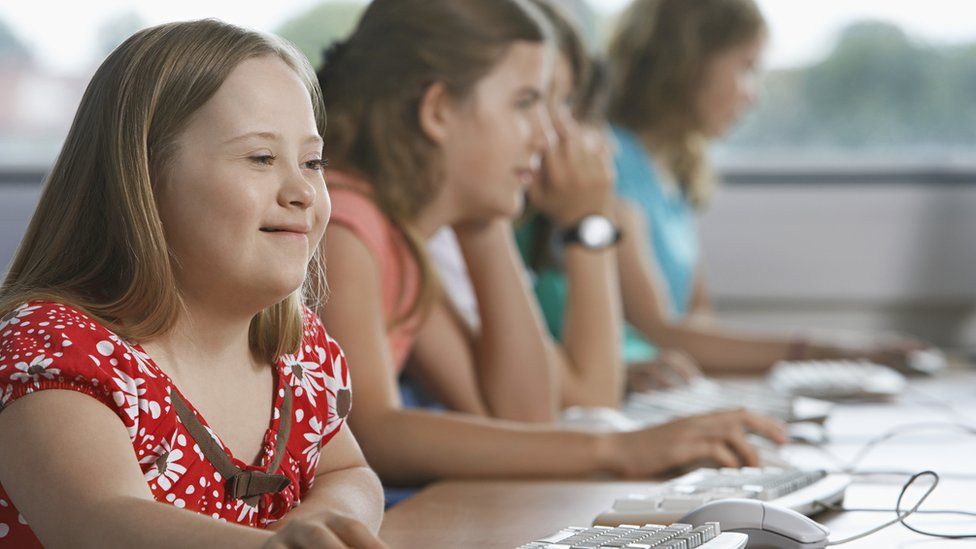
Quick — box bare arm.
[0,391,274,549]
[558,241,624,407]
[688,263,714,319]
[319,225,601,484]
[268,426,384,534]
[407,300,491,416]
[526,117,624,408]
[320,225,785,486]
[616,202,852,372]
[451,220,559,421]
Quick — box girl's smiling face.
[154,55,329,314]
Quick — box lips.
[515,167,539,186]
[259,223,310,235]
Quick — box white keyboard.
[594,467,850,525]
[769,360,906,400]
[519,522,747,549]
[623,378,834,424]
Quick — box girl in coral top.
[0,19,384,549]
[315,0,785,491]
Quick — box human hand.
[627,349,703,392]
[607,409,787,478]
[262,511,388,549]
[527,108,615,227]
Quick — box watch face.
[579,215,615,248]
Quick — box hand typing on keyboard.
[603,409,787,478]
[627,349,704,392]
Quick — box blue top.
[612,125,699,318]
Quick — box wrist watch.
[560,214,622,250]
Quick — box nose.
[739,73,760,110]
[534,105,557,154]
[279,164,316,209]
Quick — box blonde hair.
[0,19,327,362]
[317,0,552,323]
[608,0,766,207]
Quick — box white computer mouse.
[679,499,829,549]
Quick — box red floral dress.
[0,301,352,546]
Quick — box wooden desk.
[381,368,976,548]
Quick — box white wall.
[700,183,976,349]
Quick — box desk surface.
[380,368,976,548]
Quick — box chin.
[500,193,525,220]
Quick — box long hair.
[317,0,552,322]
[0,19,327,362]
[607,0,766,207]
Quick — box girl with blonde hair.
[0,19,384,548]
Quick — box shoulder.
[1,300,117,365]
[0,300,160,422]
[327,182,406,273]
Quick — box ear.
[418,81,453,145]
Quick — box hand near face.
[527,107,615,227]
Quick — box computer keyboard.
[519,522,748,549]
[594,467,851,525]
[769,359,907,400]
[622,378,834,424]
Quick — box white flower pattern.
[141,432,189,491]
[282,346,327,402]
[0,301,350,541]
[9,355,60,386]
[323,351,352,437]
[0,304,40,332]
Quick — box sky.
[2,0,975,74]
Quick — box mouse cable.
[798,421,976,475]
[824,471,976,544]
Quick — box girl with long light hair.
[0,19,384,548]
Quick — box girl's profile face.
[546,52,574,126]
[154,55,329,312]
[696,36,765,139]
[439,41,554,221]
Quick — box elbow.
[560,371,625,410]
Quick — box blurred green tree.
[727,20,976,153]
[275,1,365,68]
[0,18,32,64]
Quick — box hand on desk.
[627,349,703,392]
[263,510,388,549]
[606,409,787,478]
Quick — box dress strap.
[170,386,292,507]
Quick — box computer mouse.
[905,348,947,375]
[679,499,829,549]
